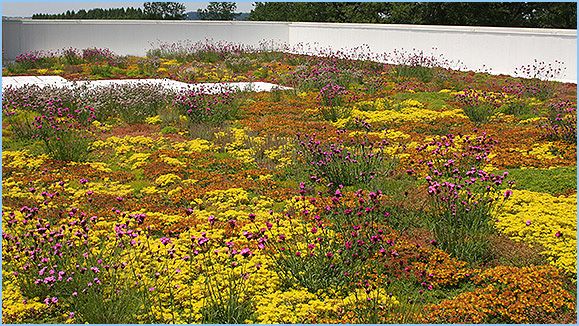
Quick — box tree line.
[31,2,576,29]
[248,2,576,29]
[32,2,186,20]
[32,8,147,20]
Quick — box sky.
[2,1,256,17]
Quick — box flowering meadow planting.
[2,41,577,324]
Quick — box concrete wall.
[2,19,576,82]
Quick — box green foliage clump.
[503,166,576,196]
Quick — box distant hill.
[185,11,249,21]
[185,11,200,20]
[237,13,250,21]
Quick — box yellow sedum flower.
[255,289,338,323]
[140,186,159,195]
[525,142,563,160]
[2,277,46,323]
[337,107,467,128]
[91,120,113,132]
[128,153,151,170]
[155,173,182,187]
[161,155,186,167]
[145,115,162,125]
[173,139,215,153]
[495,190,577,274]
[3,150,48,170]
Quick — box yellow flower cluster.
[348,129,411,141]
[518,142,563,160]
[145,115,162,125]
[354,97,393,111]
[160,155,186,167]
[193,188,278,224]
[173,138,216,153]
[334,102,467,128]
[212,128,293,167]
[91,135,168,155]
[3,150,48,170]
[3,178,33,201]
[91,120,113,132]
[255,289,338,323]
[255,287,399,324]
[495,190,577,274]
[214,128,257,164]
[155,173,182,187]
[1,277,46,324]
[127,152,151,170]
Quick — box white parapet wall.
[289,23,577,83]
[2,19,577,83]
[1,19,290,58]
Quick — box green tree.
[530,3,577,29]
[198,2,239,21]
[249,2,577,29]
[144,2,186,20]
[250,2,400,23]
[76,9,86,19]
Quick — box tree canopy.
[249,2,577,29]
[197,2,240,21]
[143,2,186,20]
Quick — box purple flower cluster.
[173,85,238,124]
[32,98,95,141]
[318,82,348,107]
[297,132,391,187]
[417,132,512,262]
[62,47,83,65]
[454,88,504,110]
[501,82,542,98]
[417,133,498,173]
[514,59,565,81]
[512,59,566,100]
[82,47,117,64]
[15,50,52,65]
[2,195,130,308]
[252,186,396,292]
[541,100,576,144]
[425,167,510,216]
[289,58,364,90]
[148,39,257,61]
[386,48,464,70]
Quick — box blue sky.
[2,2,256,17]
